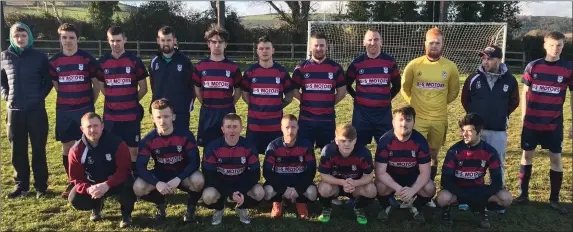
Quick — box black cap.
[479,45,503,59]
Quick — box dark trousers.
[6,109,49,191]
[68,176,136,217]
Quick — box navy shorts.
[298,119,335,149]
[247,130,282,154]
[104,120,141,147]
[391,174,417,189]
[454,186,496,205]
[352,105,392,147]
[521,126,563,154]
[55,107,94,143]
[174,111,190,131]
[197,107,235,147]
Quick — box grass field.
[3,4,132,20]
[1,71,572,231]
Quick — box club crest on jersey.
[476,80,481,89]
[442,71,447,79]
[359,69,364,74]
[481,160,486,167]
[217,158,222,163]
[177,64,182,72]
[202,70,207,76]
[277,157,281,162]
[87,157,94,164]
[126,67,131,74]
[304,73,310,79]
[389,151,393,157]
[458,161,463,166]
[225,70,231,77]
[503,84,509,92]
[155,149,161,155]
[78,64,84,71]
[558,76,563,83]
[328,72,333,79]
[56,67,61,72]
[177,145,182,152]
[276,77,281,84]
[241,157,246,164]
[411,150,416,157]
[135,135,139,142]
[417,71,422,77]
[252,78,257,83]
[105,153,112,161]
[351,165,357,171]
[299,156,304,162]
[155,62,159,71]
[533,74,538,79]
[384,67,388,74]
[104,69,109,74]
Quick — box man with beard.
[346,28,401,147]
[263,114,317,219]
[192,25,242,147]
[291,32,346,149]
[401,27,460,194]
[514,31,572,215]
[436,113,512,228]
[149,26,195,130]
[461,45,519,191]
[48,23,102,198]
[97,26,148,174]
[375,106,435,223]
[241,35,294,154]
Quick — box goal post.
[307,21,508,74]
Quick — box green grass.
[1,71,572,231]
[3,5,131,20]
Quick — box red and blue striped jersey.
[49,49,98,111]
[375,129,430,178]
[346,53,400,108]
[264,137,316,176]
[97,51,148,122]
[521,58,573,131]
[192,58,242,109]
[319,142,373,180]
[442,140,501,188]
[291,59,345,121]
[137,128,200,184]
[202,136,260,181]
[241,62,293,132]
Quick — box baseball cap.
[479,45,503,59]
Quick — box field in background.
[1,70,572,231]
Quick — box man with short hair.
[193,25,242,148]
[133,99,204,223]
[97,26,148,174]
[49,23,102,198]
[263,114,317,219]
[317,123,377,225]
[67,112,136,228]
[241,35,294,154]
[149,26,195,130]
[401,27,460,186]
[375,106,435,223]
[346,28,401,147]
[291,32,346,149]
[515,31,572,215]
[437,113,512,229]
[1,22,53,199]
[201,113,265,225]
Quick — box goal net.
[307,21,507,74]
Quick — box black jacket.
[461,64,520,131]
[0,46,53,111]
[149,51,195,113]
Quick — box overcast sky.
[170,1,573,18]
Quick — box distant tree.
[88,1,120,32]
[265,1,313,44]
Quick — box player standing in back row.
[49,23,101,198]
[514,31,572,215]
[97,26,148,174]
[291,32,346,149]
[193,25,242,147]
[346,28,401,147]
[241,35,294,154]
[401,27,460,185]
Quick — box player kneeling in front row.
[202,113,265,225]
[133,99,204,222]
[375,106,435,223]
[437,114,512,228]
[317,123,377,225]
[263,114,317,219]
[68,112,135,228]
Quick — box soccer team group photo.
[1,2,572,231]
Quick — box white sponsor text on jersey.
[157,156,184,165]
[305,83,332,91]
[204,81,230,89]
[105,78,131,86]
[389,161,416,168]
[275,166,304,174]
[217,167,245,176]
[359,78,388,86]
[416,82,445,90]
[59,75,85,83]
[455,170,483,179]
[532,84,560,94]
[253,88,280,95]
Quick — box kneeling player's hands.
[285,187,298,200]
[233,191,245,208]
[399,187,416,202]
[156,182,172,195]
[167,177,181,191]
[89,183,109,199]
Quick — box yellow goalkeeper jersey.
[401,56,460,121]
